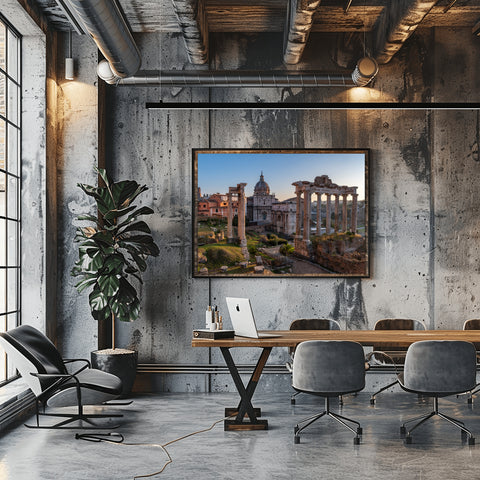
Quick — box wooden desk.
[192,330,480,430]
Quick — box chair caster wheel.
[400,426,406,435]
[405,436,412,444]
[354,436,360,445]
[357,427,363,435]
[370,398,376,405]
[294,436,300,444]
[469,437,475,446]
[291,398,296,405]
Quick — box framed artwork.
[193,149,369,278]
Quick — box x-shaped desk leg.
[221,346,272,431]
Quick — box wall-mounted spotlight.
[351,57,378,87]
[65,30,74,80]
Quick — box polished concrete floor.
[1,391,480,479]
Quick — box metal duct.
[66,0,141,83]
[116,70,356,87]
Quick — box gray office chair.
[398,340,477,445]
[461,319,480,403]
[286,318,341,405]
[367,318,425,405]
[0,325,124,429]
[292,340,366,445]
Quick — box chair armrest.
[30,371,82,398]
[64,358,91,369]
[366,350,402,376]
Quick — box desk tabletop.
[191,330,480,348]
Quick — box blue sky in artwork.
[197,152,366,201]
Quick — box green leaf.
[98,274,120,297]
[103,205,137,222]
[129,252,146,272]
[77,214,98,223]
[75,277,97,293]
[104,255,125,274]
[116,206,155,229]
[89,288,108,312]
[118,220,151,236]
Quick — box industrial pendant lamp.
[65,30,74,80]
[351,56,378,86]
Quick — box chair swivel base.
[25,411,123,430]
[293,397,362,445]
[400,397,475,445]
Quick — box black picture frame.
[193,148,369,278]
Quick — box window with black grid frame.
[0,15,21,386]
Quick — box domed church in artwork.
[247,172,278,225]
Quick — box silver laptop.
[226,297,281,338]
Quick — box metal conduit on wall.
[115,69,356,87]
[66,0,141,82]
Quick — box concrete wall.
[56,28,480,392]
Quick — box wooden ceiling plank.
[283,0,322,64]
[374,0,440,64]
[171,0,208,64]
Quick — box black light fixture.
[351,57,378,86]
[65,30,74,80]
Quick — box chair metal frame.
[462,319,480,403]
[397,341,478,445]
[292,340,365,445]
[0,326,126,430]
[287,319,341,405]
[367,318,426,405]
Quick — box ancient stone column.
[227,190,234,243]
[316,192,321,235]
[303,188,311,242]
[295,187,302,239]
[325,194,331,234]
[237,183,249,260]
[334,194,339,232]
[342,194,348,232]
[351,193,358,234]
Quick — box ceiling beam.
[172,0,209,64]
[283,0,321,64]
[373,0,439,64]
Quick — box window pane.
[7,79,18,125]
[7,267,16,312]
[0,72,5,117]
[0,171,5,218]
[0,269,5,314]
[7,175,17,219]
[7,29,18,82]
[7,220,17,266]
[0,117,4,170]
[7,124,18,176]
[0,21,5,71]
[0,219,5,266]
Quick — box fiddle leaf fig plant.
[71,168,159,349]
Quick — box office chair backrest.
[288,319,340,355]
[404,340,476,394]
[0,325,67,396]
[373,319,425,353]
[374,319,425,331]
[289,319,341,331]
[463,319,480,330]
[292,340,365,394]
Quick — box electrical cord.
[75,414,234,479]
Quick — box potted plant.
[71,168,159,396]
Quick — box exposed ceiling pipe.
[113,68,357,87]
[65,0,141,84]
